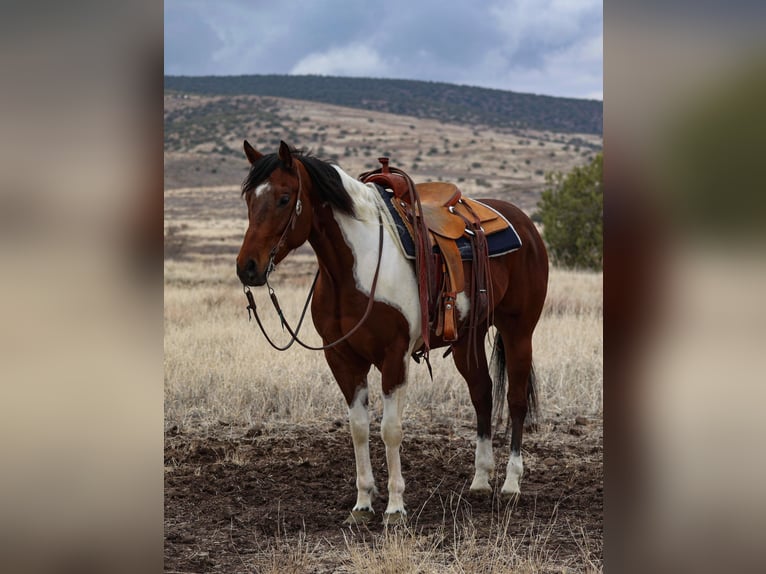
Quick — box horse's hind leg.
[496,325,535,497]
[452,338,495,493]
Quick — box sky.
[164,0,602,101]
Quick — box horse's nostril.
[237,259,256,283]
[237,258,265,285]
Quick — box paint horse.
[236,141,548,524]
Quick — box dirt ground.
[164,415,602,572]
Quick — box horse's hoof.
[344,509,375,525]
[382,510,407,526]
[468,482,493,496]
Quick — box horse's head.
[236,140,312,286]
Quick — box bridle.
[263,166,304,279]
[242,163,385,352]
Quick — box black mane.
[241,148,355,216]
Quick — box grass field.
[164,250,602,572]
[164,256,602,430]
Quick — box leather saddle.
[360,158,511,349]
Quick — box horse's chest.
[328,210,421,350]
[351,239,420,346]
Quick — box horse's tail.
[527,361,539,429]
[490,331,539,434]
[490,331,507,428]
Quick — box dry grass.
[163,225,602,574]
[341,493,603,573]
[164,255,603,571]
[164,256,602,430]
[165,257,344,428]
[207,497,602,573]
[228,499,603,573]
[250,527,320,574]
[344,526,442,574]
[535,269,603,417]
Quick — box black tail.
[490,332,508,428]
[490,331,539,433]
[527,361,539,430]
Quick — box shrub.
[536,153,602,270]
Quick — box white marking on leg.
[381,384,407,516]
[348,387,376,511]
[501,451,524,495]
[470,436,494,492]
[254,182,271,198]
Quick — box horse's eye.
[277,194,290,207]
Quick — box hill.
[163,93,602,215]
[164,74,602,136]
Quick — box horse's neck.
[308,176,379,289]
[307,206,360,288]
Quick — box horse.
[236,140,548,524]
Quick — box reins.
[244,212,385,352]
[243,272,317,351]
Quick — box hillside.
[164,93,602,215]
[164,74,602,136]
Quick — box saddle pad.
[374,184,522,261]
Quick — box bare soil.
[164,416,602,572]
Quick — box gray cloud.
[164,2,223,75]
[164,0,602,99]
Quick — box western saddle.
[359,158,507,359]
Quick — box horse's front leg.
[348,384,379,521]
[325,351,376,524]
[381,358,409,524]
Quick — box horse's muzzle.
[237,258,268,286]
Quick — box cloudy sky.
[164,0,602,100]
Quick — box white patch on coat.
[456,291,470,321]
[348,387,376,511]
[469,437,494,492]
[254,182,271,198]
[381,384,408,516]
[501,451,524,495]
[331,166,421,347]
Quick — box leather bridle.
[243,163,385,352]
[262,166,304,280]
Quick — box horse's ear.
[243,140,262,165]
[278,140,293,169]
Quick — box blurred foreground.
[605,3,766,572]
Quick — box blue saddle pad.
[373,184,522,261]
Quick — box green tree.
[537,153,602,270]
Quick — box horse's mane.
[241,148,355,217]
